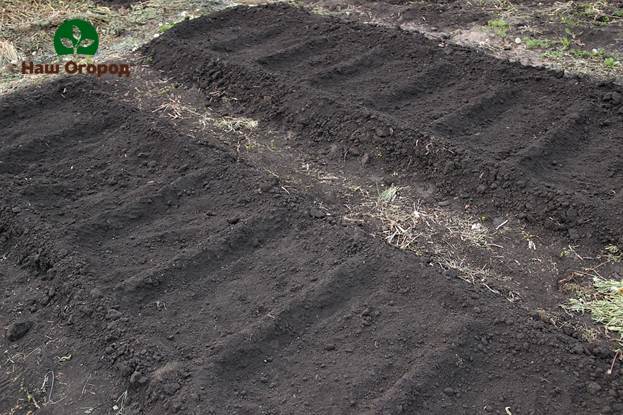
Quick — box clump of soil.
[144,3,623,246]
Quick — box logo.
[53,19,99,56]
[19,18,130,78]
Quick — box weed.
[542,50,563,59]
[378,185,399,203]
[571,49,592,59]
[592,48,606,57]
[524,38,550,49]
[566,277,623,339]
[487,18,510,37]
[560,36,572,50]
[614,9,623,18]
[158,22,176,33]
[576,2,597,19]
[604,56,620,69]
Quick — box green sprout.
[158,22,176,33]
[604,56,620,69]
[379,185,398,203]
[487,18,510,37]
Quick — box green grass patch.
[487,18,510,37]
[543,50,564,59]
[571,49,593,58]
[559,36,572,50]
[524,38,551,49]
[158,22,176,33]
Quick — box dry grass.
[213,116,259,132]
[363,189,507,286]
[317,170,518,292]
[0,0,227,92]
[146,84,508,291]
[152,91,259,133]
[0,0,102,58]
[561,244,623,344]
[0,40,20,65]
[566,277,623,340]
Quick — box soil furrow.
[145,3,623,244]
[1,5,623,413]
[2,75,621,414]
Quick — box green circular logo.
[53,19,99,56]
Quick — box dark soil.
[0,73,621,414]
[382,0,491,28]
[346,0,623,55]
[144,3,623,246]
[318,0,491,28]
[1,5,623,415]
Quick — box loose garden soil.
[2,3,623,415]
[145,3,623,246]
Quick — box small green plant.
[378,185,398,203]
[524,38,551,49]
[571,49,592,58]
[566,277,623,338]
[614,9,623,18]
[604,56,620,69]
[158,22,176,33]
[560,36,572,50]
[592,48,606,57]
[543,50,564,59]
[487,18,510,37]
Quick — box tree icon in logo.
[54,19,99,56]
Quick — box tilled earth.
[1,4,623,415]
[145,4,623,245]
[312,0,623,57]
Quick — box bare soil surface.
[145,3,623,246]
[302,0,623,81]
[333,0,623,50]
[2,3,623,415]
[0,72,621,414]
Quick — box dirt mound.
[144,4,623,246]
[1,73,622,413]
